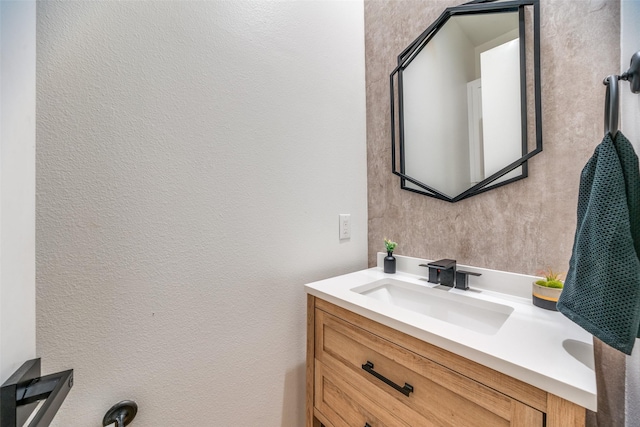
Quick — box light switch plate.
[339,214,351,240]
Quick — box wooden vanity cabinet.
[306,295,586,427]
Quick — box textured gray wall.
[365,0,620,275]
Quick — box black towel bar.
[603,50,640,138]
[604,74,620,137]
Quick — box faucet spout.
[423,259,457,287]
[419,259,481,290]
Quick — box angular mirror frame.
[390,0,542,202]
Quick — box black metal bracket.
[621,51,640,94]
[1,358,73,427]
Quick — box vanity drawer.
[315,307,544,427]
[314,359,412,427]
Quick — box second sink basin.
[352,278,514,335]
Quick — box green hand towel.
[557,131,640,355]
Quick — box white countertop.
[305,254,597,411]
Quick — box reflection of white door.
[467,78,484,185]
[0,1,36,383]
[480,39,522,183]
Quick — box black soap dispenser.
[383,239,397,274]
[384,252,396,274]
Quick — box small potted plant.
[384,239,397,274]
[532,268,564,311]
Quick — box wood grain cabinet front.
[315,360,413,427]
[306,295,586,427]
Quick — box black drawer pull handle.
[361,361,414,397]
[365,424,371,427]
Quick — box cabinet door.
[315,308,544,427]
[314,360,413,427]
[511,401,545,426]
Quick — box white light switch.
[339,214,351,240]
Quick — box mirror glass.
[391,0,541,202]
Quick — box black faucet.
[419,259,481,290]
[422,259,457,287]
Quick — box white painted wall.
[36,1,367,425]
[0,0,36,383]
[403,18,475,197]
[621,1,640,425]
[473,28,519,79]
[480,39,522,183]
[621,0,640,153]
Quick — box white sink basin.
[352,278,514,335]
[562,339,595,371]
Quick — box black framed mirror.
[390,0,542,202]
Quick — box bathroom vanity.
[305,255,596,427]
